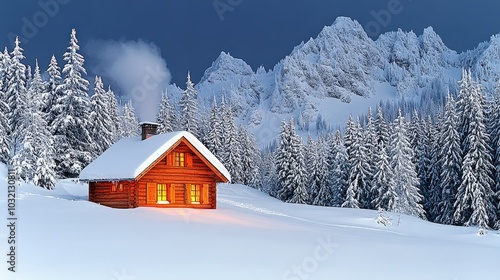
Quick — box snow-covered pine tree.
[488,82,500,228]
[120,100,139,138]
[0,50,10,163]
[0,78,10,163]
[427,115,444,222]
[203,98,223,159]
[0,48,8,97]
[29,100,57,190]
[0,47,10,92]
[436,95,462,224]
[372,133,396,211]
[51,29,93,177]
[105,86,120,142]
[30,60,46,108]
[6,37,28,155]
[43,55,63,125]
[311,137,331,206]
[25,65,32,90]
[304,135,318,202]
[260,148,277,196]
[220,101,242,184]
[453,76,496,228]
[238,125,260,188]
[288,118,308,204]
[372,104,397,210]
[375,105,390,148]
[411,113,432,205]
[344,115,356,158]
[362,107,377,209]
[12,61,56,188]
[389,110,426,218]
[328,130,349,207]
[275,121,293,201]
[89,76,114,157]
[420,116,439,220]
[343,117,372,209]
[179,72,198,136]
[157,90,177,134]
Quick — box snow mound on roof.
[79,131,231,182]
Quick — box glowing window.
[111,183,117,192]
[118,184,123,192]
[157,184,167,202]
[190,184,201,204]
[175,152,185,167]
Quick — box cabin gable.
[135,140,218,208]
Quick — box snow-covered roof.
[79,131,231,182]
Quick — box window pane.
[190,184,200,203]
[157,184,167,201]
[174,152,185,167]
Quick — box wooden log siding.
[89,181,135,208]
[87,138,225,209]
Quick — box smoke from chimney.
[87,39,171,122]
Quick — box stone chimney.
[140,122,159,140]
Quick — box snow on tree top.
[79,131,231,182]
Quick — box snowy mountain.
[0,164,497,280]
[173,16,500,145]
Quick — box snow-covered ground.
[0,164,498,280]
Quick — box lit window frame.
[174,152,185,167]
[157,184,168,203]
[190,184,201,204]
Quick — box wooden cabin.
[79,122,231,209]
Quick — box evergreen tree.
[389,110,426,218]
[343,118,371,209]
[375,105,390,150]
[51,29,92,177]
[89,77,114,157]
[105,86,120,142]
[12,62,56,188]
[6,37,28,154]
[276,121,293,201]
[157,90,177,134]
[260,148,278,196]
[288,118,308,204]
[419,117,438,220]
[426,116,442,221]
[363,107,377,208]
[372,107,396,210]
[454,77,496,228]
[328,131,349,207]
[179,72,198,136]
[311,137,331,206]
[220,102,242,183]
[0,79,9,163]
[372,135,396,211]
[43,55,63,126]
[436,95,462,224]
[120,100,139,138]
[0,50,10,163]
[203,98,224,158]
[276,118,307,203]
[238,125,260,188]
[304,135,318,202]
[488,82,500,228]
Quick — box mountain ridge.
[171,16,500,145]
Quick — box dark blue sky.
[1,0,500,85]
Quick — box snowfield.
[0,164,498,280]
